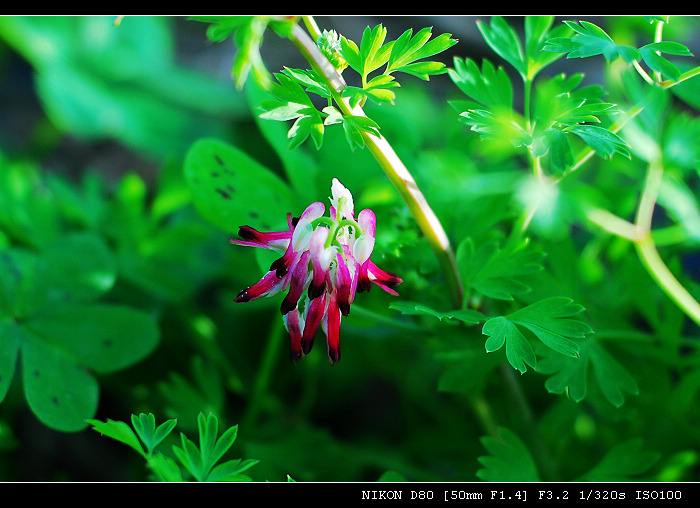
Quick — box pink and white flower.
[230,178,402,365]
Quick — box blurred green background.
[1,15,700,483]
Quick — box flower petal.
[324,290,341,365]
[284,307,304,364]
[301,292,326,354]
[334,252,353,316]
[234,270,284,303]
[367,261,403,295]
[308,226,334,299]
[330,178,354,220]
[281,250,311,315]
[229,225,291,252]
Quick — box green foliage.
[0,16,243,159]
[476,427,540,482]
[456,238,544,301]
[0,209,159,430]
[184,137,299,232]
[247,20,457,151]
[450,16,633,175]
[88,412,258,481]
[544,20,693,82]
[482,297,592,374]
[537,336,639,407]
[1,14,700,485]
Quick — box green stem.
[661,65,700,89]
[635,237,700,327]
[586,161,700,328]
[289,20,464,309]
[242,317,285,429]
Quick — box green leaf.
[477,17,526,77]
[386,27,433,72]
[639,42,693,82]
[0,322,21,404]
[193,16,296,89]
[456,238,544,301]
[171,412,253,482]
[482,316,537,374]
[0,245,159,432]
[482,297,592,374]
[544,20,639,63]
[146,453,184,482]
[131,413,178,456]
[207,458,259,482]
[27,304,159,374]
[340,115,381,151]
[357,24,392,78]
[537,336,639,407]
[390,301,485,324]
[184,138,299,233]
[259,71,328,148]
[386,27,457,77]
[22,327,99,432]
[566,124,631,159]
[508,297,591,357]
[449,57,513,111]
[524,16,567,80]
[87,418,146,457]
[476,427,540,481]
[578,439,660,481]
[545,128,575,173]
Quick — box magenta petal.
[335,252,353,316]
[367,261,403,295]
[284,307,303,364]
[302,292,326,354]
[229,226,291,251]
[281,250,310,315]
[234,270,284,303]
[325,291,341,365]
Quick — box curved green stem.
[289,20,464,308]
[586,160,700,328]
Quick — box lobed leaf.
[482,316,537,374]
[477,17,526,77]
[544,20,639,63]
[131,413,178,456]
[578,439,660,481]
[87,418,146,457]
[457,238,544,301]
[566,124,631,160]
[476,427,540,481]
[390,301,485,324]
[449,57,514,111]
[537,336,639,407]
[386,27,457,78]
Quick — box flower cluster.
[231,179,402,364]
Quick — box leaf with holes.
[184,138,299,234]
[0,243,159,432]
